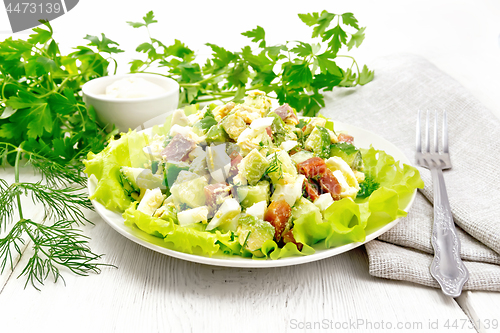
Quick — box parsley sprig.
[128,10,373,116]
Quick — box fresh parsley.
[128,10,373,116]
[357,175,380,199]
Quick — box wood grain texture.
[0,209,475,333]
[457,291,500,333]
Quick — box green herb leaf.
[347,27,366,50]
[290,42,314,57]
[242,26,266,48]
[127,10,157,28]
[84,33,124,54]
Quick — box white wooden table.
[1,1,500,332]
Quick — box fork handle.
[429,167,469,297]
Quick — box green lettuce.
[123,203,239,256]
[84,130,149,211]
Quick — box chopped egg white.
[206,144,231,183]
[142,134,166,159]
[170,109,189,127]
[326,157,360,190]
[245,201,267,220]
[177,206,209,226]
[169,124,205,144]
[206,198,241,230]
[137,188,165,216]
[314,193,334,212]
[280,140,298,152]
[249,117,274,131]
[271,174,306,207]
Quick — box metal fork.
[416,111,469,297]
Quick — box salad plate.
[87,118,419,268]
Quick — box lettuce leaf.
[123,204,239,256]
[84,130,150,211]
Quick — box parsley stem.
[336,55,360,82]
[14,142,24,220]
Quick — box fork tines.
[416,110,451,169]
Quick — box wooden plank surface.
[0,207,475,333]
[457,292,500,333]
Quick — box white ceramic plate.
[88,121,417,268]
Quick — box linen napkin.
[320,53,500,292]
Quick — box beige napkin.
[321,53,500,292]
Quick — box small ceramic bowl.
[82,73,179,132]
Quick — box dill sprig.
[264,152,284,180]
[0,142,109,290]
[18,219,104,291]
[14,182,93,225]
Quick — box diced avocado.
[291,197,322,223]
[303,117,327,135]
[153,203,178,222]
[120,167,142,192]
[267,112,286,145]
[183,104,199,116]
[170,176,208,208]
[237,180,270,208]
[330,142,364,171]
[266,150,297,184]
[121,167,164,192]
[192,116,218,136]
[206,124,229,145]
[239,149,269,186]
[221,113,247,140]
[163,162,190,188]
[290,150,315,165]
[237,215,275,252]
[243,91,272,112]
[304,126,331,159]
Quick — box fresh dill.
[242,231,252,250]
[264,152,284,181]
[0,143,110,290]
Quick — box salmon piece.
[204,183,230,217]
[273,103,298,124]
[319,168,341,198]
[228,151,243,179]
[273,104,293,120]
[161,134,196,162]
[297,157,327,179]
[264,199,291,242]
[337,133,354,144]
[282,229,303,251]
[303,180,320,202]
[266,126,273,138]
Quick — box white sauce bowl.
[82,73,179,132]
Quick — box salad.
[84,91,423,259]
